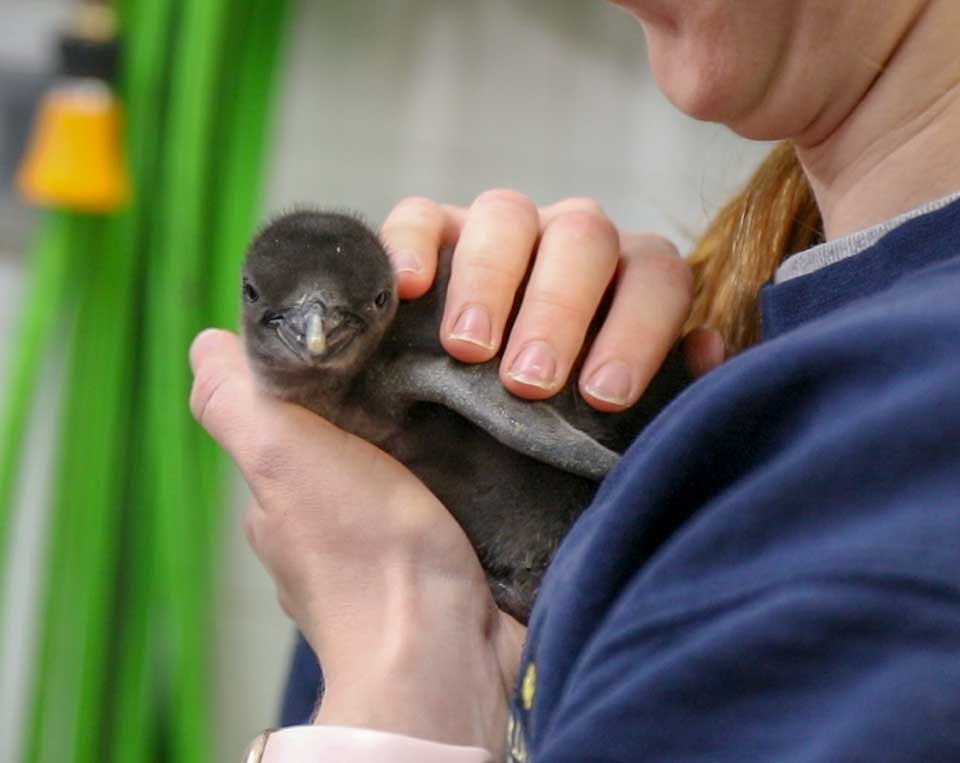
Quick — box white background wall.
[266,0,770,245]
[1,1,771,760]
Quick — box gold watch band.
[243,729,275,763]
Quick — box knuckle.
[247,437,291,485]
[524,286,589,323]
[546,209,618,248]
[555,197,605,216]
[472,188,537,218]
[453,244,530,288]
[461,253,518,280]
[650,233,681,257]
[385,196,442,228]
[646,249,694,296]
[623,231,680,258]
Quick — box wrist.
[303,552,493,664]
[311,575,509,750]
[314,639,505,748]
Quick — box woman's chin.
[646,38,791,138]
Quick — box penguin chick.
[241,210,689,623]
[242,210,398,416]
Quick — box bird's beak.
[304,310,325,356]
[276,301,329,360]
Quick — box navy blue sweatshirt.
[283,196,960,761]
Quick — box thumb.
[189,328,354,491]
[189,328,267,465]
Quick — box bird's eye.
[243,280,259,304]
[262,311,283,327]
[374,290,390,308]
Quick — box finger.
[189,329,261,458]
[439,204,468,240]
[578,233,693,411]
[380,197,466,300]
[441,190,540,363]
[683,326,726,378]
[500,210,620,399]
[539,196,605,227]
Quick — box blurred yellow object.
[17,80,129,214]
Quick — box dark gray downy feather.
[240,210,689,623]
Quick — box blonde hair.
[685,141,823,354]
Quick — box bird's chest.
[330,395,405,449]
[257,369,401,448]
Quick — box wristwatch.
[244,729,273,763]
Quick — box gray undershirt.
[774,191,960,284]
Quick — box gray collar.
[774,191,960,283]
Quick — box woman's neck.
[795,0,960,240]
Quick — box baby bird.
[241,210,688,622]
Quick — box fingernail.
[508,341,557,389]
[449,304,494,350]
[585,360,633,406]
[392,253,421,274]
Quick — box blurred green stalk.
[0,0,291,761]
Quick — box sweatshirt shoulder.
[520,245,960,757]
[545,245,960,619]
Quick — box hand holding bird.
[189,327,522,750]
[189,192,721,752]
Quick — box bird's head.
[241,210,398,377]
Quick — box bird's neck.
[259,365,357,422]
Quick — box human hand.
[381,191,724,412]
[189,329,525,754]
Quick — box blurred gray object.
[0,0,71,253]
[0,4,70,763]
[0,67,45,250]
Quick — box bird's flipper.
[374,355,618,480]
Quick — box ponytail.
[685,142,822,355]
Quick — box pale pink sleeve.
[248,725,495,763]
